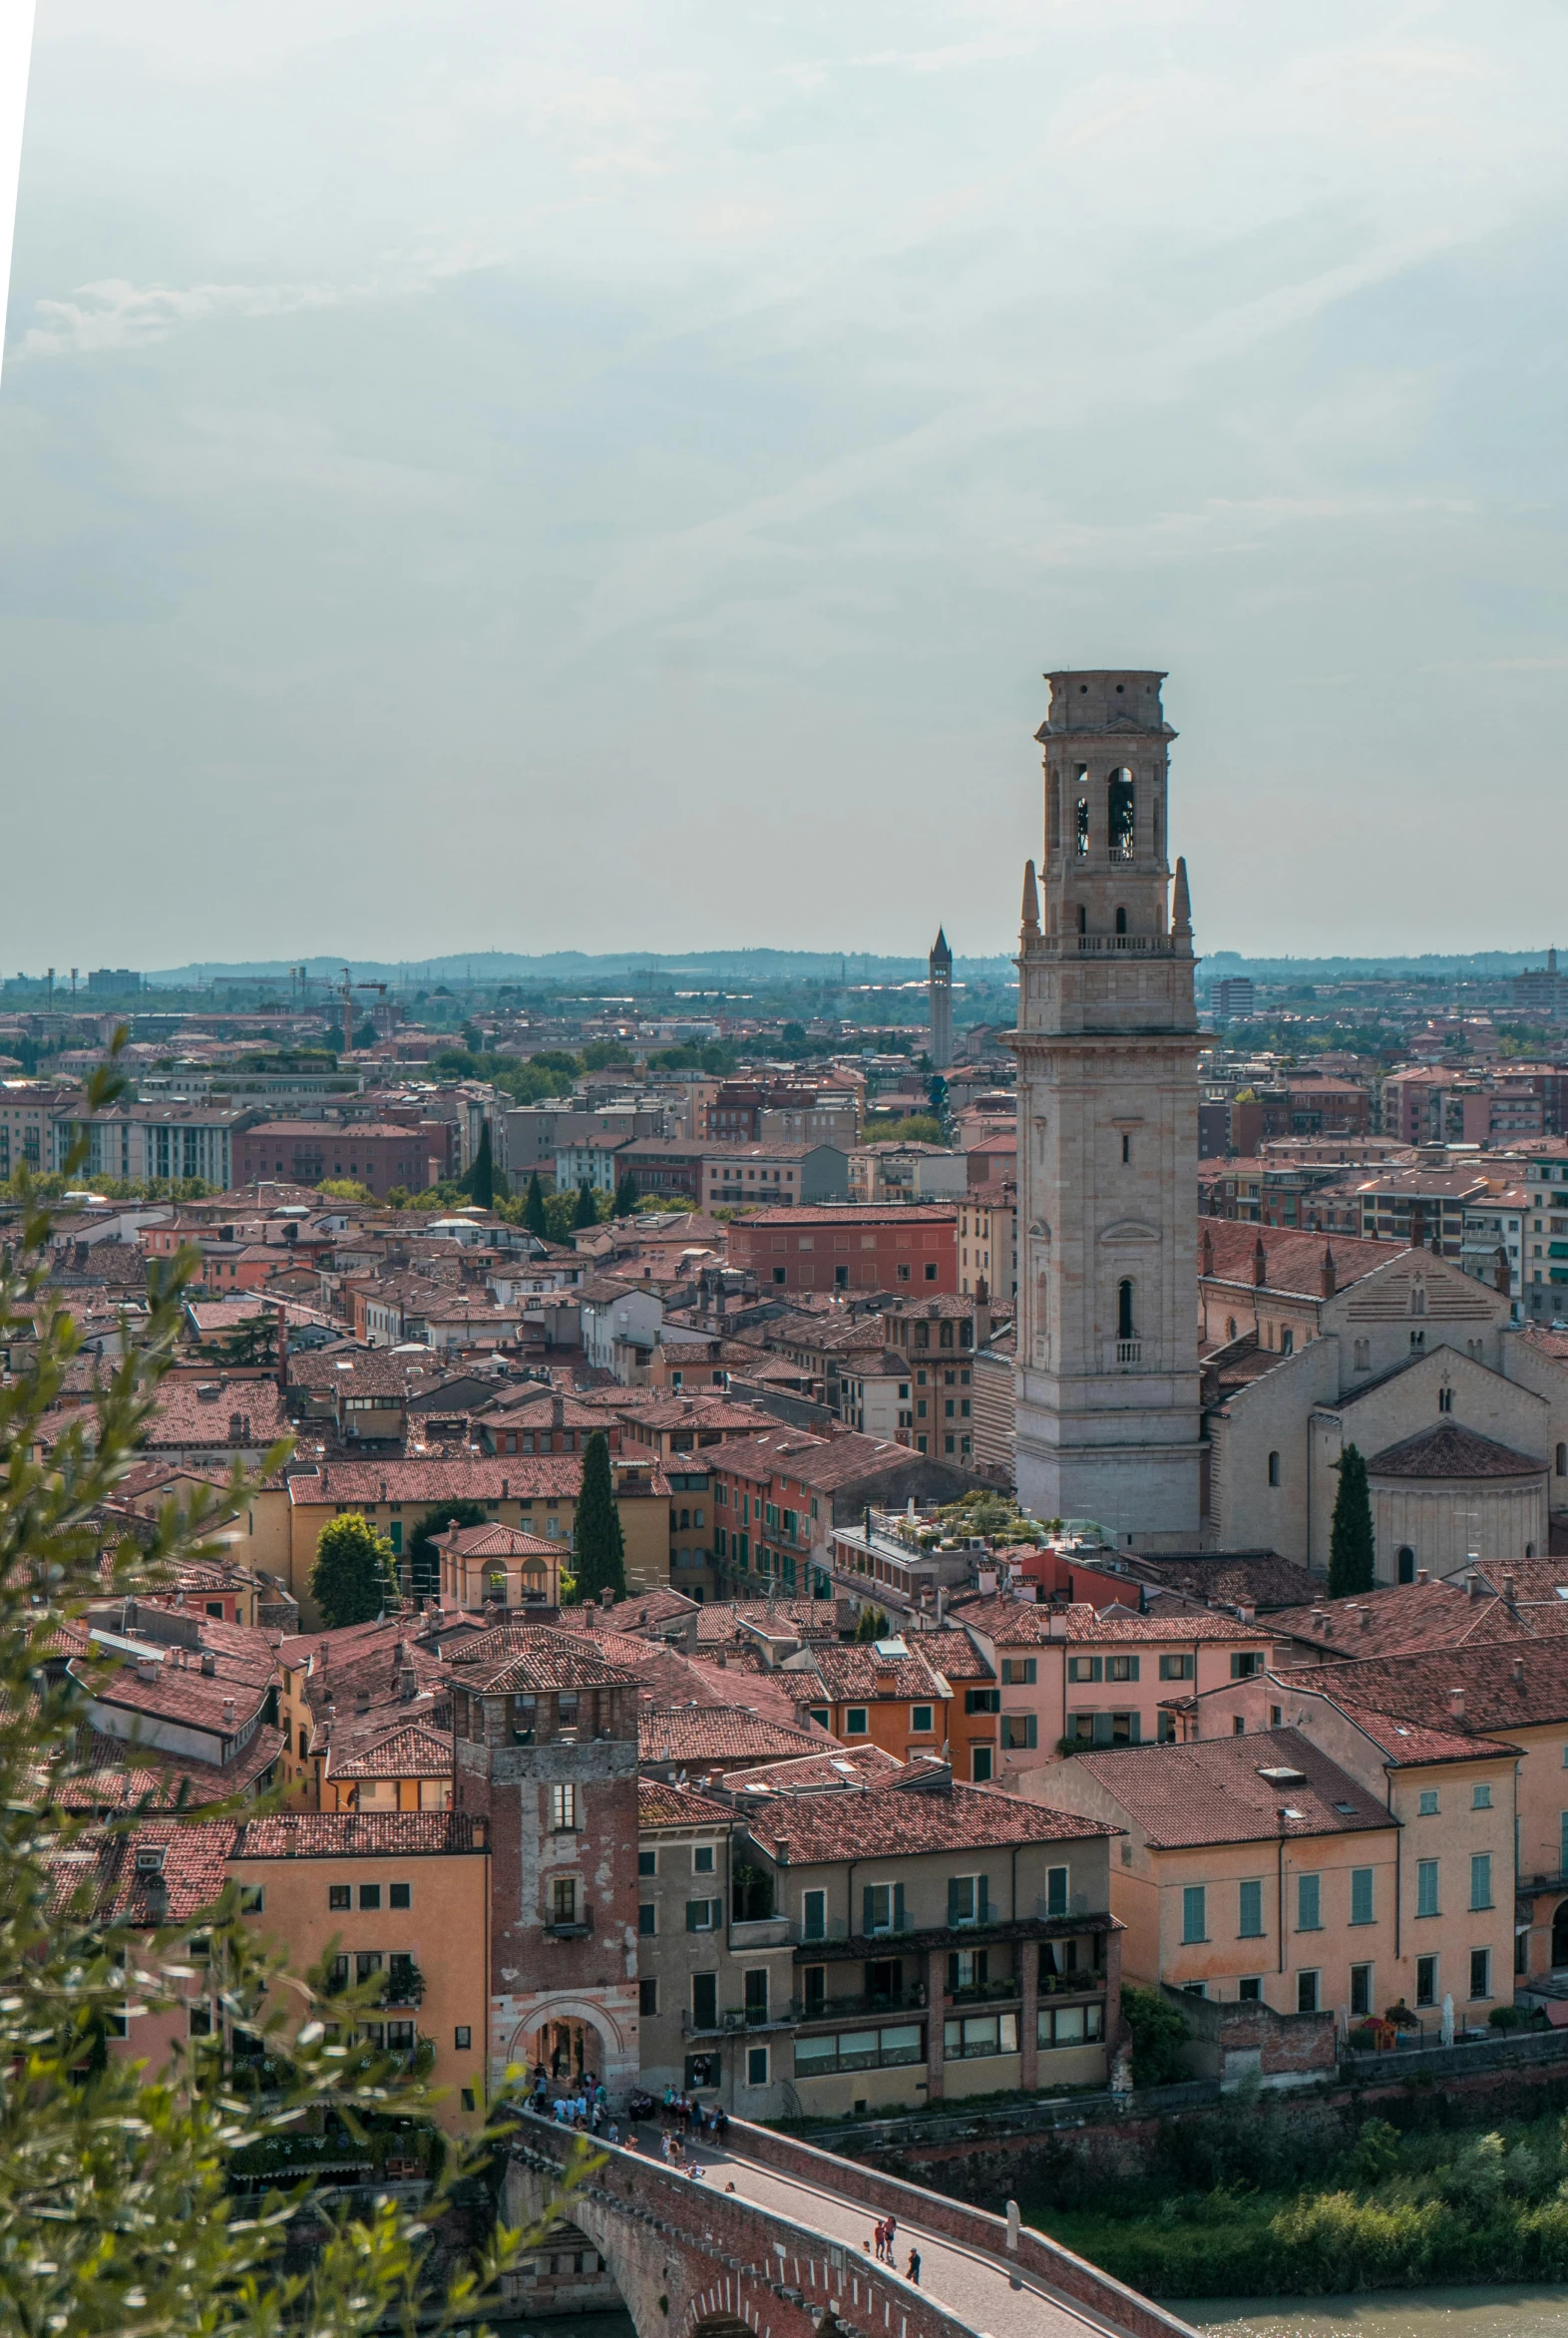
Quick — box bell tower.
[928,928,954,1070]
[1006,669,1202,1542]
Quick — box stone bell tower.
[1006,669,1202,1543]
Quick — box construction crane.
[339,968,388,1057]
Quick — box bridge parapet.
[507,2113,989,2338]
[723,2119,1196,2338]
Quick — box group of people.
[660,2088,728,2142]
[533,2065,610,2136]
[870,2219,920,2286]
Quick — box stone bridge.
[505,2114,1196,2338]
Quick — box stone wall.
[1158,1982,1337,2085]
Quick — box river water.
[1188,2287,1568,2338]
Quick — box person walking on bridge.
[905,2249,921,2287]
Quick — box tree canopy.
[522,1172,548,1237]
[466,1121,495,1209]
[1329,1442,1376,1597]
[309,1511,400,1627]
[573,1430,626,1603]
[573,1180,599,1230]
[612,1169,639,1219]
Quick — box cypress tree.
[310,1512,399,1627]
[574,1429,626,1602]
[467,1122,494,1209]
[523,1172,548,1238]
[573,1180,598,1230]
[1328,1442,1375,1597]
[613,1169,639,1219]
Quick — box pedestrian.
[607,2122,619,2145]
[873,2220,887,2263]
[885,2213,897,2260]
[906,2250,921,2287]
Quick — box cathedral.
[1008,669,1568,1574]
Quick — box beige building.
[958,1177,1017,1304]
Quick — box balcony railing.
[543,1907,593,1939]
[798,1986,928,2024]
[947,1977,1021,2006]
[1039,1968,1106,1998]
[684,2005,796,2038]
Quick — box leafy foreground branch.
[0,1051,582,2337]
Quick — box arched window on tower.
[1117,1280,1134,1341]
[1075,795,1090,858]
[1558,1443,1567,1478]
[1107,769,1135,862]
[1048,767,1061,854]
[1397,1546,1415,1583]
[1267,1451,1281,1487]
[1115,907,1127,936]
[1076,904,1087,936]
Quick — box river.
[1188,2287,1568,2338]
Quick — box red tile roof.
[639,1705,829,1767]
[1199,1221,1404,1297]
[1072,1727,1393,1847]
[958,1599,1264,1646]
[726,1745,909,1793]
[793,1641,957,1705]
[444,1622,639,1694]
[637,1777,733,1828]
[323,1720,454,1780]
[230,1811,484,1858]
[746,1776,1113,1864]
[49,1818,236,1924]
[1297,1642,1568,1733]
[1366,1422,1544,1480]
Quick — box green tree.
[573,1180,598,1230]
[466,1121,495,1209]
[582,1040,632,1070]
[310,1512,400,1627]
[1121,1983,1190,2088]
[317,1178,375,1202]
[612,1169,639,1219]
[385,1183,410,1211]
[574,1429,626,1602]
[523,1171,548,1237]
[1329,1442,1376,1597]
[0,1058,571,2338]
[855,1607,891,1641]
[407,1498,491,1602]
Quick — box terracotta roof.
[1298,1643,1568,1734]
[792,1641,955,1704]
[1131,1553,1322,1612]
[286,1458,585,1504]
[639,1705,829,1766]
[1272,1580,1497,1660]
[230,1811,484,1858]
[60,1724,285,1811]
[1300,1693,1518,1767]
[432,1523,567,1559]
[146,1376,289,1448]
[324,1719,454,1780]
[1071,1727,1393,1847]
[1366,1422,1544,1480]
[1199,1221,1404,1297]
[49,1818,235,1924]
[747,1776,1114,1865]
[445,1622,638,1694]
[727,1745,908,1793]
[637,1777,733,1829]
[958,1600,1265,1646]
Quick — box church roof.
[1366,1421,1544,1481]
[1199,1221,1404,1298]
[930,928,952,965]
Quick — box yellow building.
[431,1522,565,1609]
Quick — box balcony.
[380,1960,426,2010]
[729,1916,792,1951]
[797,1985,928,2025]
[1039,1968,1107,1999]
[684,2004,796,2038]
[947,1977,1022,2007]
[543,1906,593,1939]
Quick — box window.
[864,1882,906,1935]
[1470,1852,1493,1910]
[746,2045,769,2087]
[639,1977,658,2017]
[1038,2001,1104,2049]
[1045,1865,1069,1918]
[1416,1953,1438,2008]
[1117,1280,1134,1341]
[1470,1947,1491,2001]
[943,2012,1019,2060]
[1067,1656,1102,1683]
[358,1885,380,1911]
[1182,1885,1207,1944]
[911,1705,935,1735]
[1001,1658,1037,1686]
[1267,1451,1281,1487]
[1297,1970,1320,2014]
[1297,1873,1322,1931]
[1238,1879,1264,1938]
[802,1889,826,1941]
[551,1783,580,1832]
[455,2024,472,2050]
[949,1874,989,1927]
[1439,1385,1453,1413]
[638,1903,656,1936]
[744,1968,769,2023]
[639,1849,657,1876]
[1104,1655,1139,1683]
[1351,1963,1373,2019]
[972,1745,993,1781]
[390,1883,410,1909]
[1231,1652,1262,1680]
[685,1898,722,1933]
[550,1877,579,1927]
[1001,1715,1037,1751]
[845,1707,869,1737]
[1351,1868,1374,1926]
[1472,1783,1492,1810]
[1418,1788,1438,1816]
[329,1884,351,1911]
[1159,1653,1194,1681]
[1238,1976,1262,2003]
[691,1973,717,2029]
[809,1707,830,1731]
[693,1844,715,1874]
[1416,1858,1440,1917]
[1280,1328,1294,1358]
[795,2022,925,2076]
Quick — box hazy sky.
[3,2,1566,969]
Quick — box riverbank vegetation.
[1032,2108,1568,2296]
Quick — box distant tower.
[1006,669,1202,1544]
[929,929,954,1069]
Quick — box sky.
[2,1,1566,970]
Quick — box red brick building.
[233,1121,448,1198]
[726,1204,958,1296]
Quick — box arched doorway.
[1552,1901,1568,1970]
[517,2012,611,2095]
[1397,1546,1416,1583]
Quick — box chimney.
[774,1836,789,1864]
[200,1650,216,1677]
[1360,1607,1371,1631]
[1448,1686,1465,1721]
[1321,1245,1337,1300]
[222,1697,235,1729]
[1416,1568,1428,1586]
[1410,1204,1426,1251]
[1504,1573,1518,1609]
[1201,1225,1215,1279]
[552,1393,566,1431]
[1253,1236,1267,1289]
